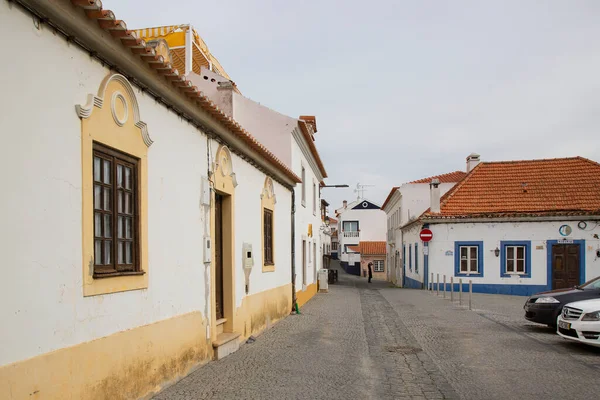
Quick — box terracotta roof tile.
[358,241,387,255]
[410,171,467,184]
[348,245,361,253]
[69,1,302,184]
[425,157,600,219]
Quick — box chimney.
[216,81,235,117]
[466,153,481,172]
[343,200,347,209]
[430,179,441,214]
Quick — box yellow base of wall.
[236,283,292,340]
[0,312,211,400]
[296,282,318,308]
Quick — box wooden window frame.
[263,208,274,266]
[93,143,142,278]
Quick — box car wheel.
[547,323,556,329]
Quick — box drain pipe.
[291,187,298,313]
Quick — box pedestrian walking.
[368,262,373,283]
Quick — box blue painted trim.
[454,241,484,277]
[409,244,412,271]
[340,261,361,276]
[351,200,380,210]
[331,251,338,260]
[424,242,429,288]
[404,275,423,289]
[444,282,548,296]
[415,242,419,273]
[500,241,532,278]
[402,244,406,287]
[546,240,586,290]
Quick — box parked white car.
[556,298,600,348]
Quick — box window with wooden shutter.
[264,208,273,265]
[93,143,140,277]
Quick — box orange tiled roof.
[359,241,387,255]
[348,245,361,253]
[410,171,467,184]
[67,1,301,184]
[424,157,600,219]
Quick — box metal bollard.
[459,278,463,306]
[431,273,434,291]
[443,275,446,298]
[469,280,472,310]
[450,276,454,302]
[436,274,439,296]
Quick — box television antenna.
[354,183,374,200]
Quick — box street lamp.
[319,184,349,197]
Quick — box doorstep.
[212,332,241,361]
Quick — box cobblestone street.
[155,262,600,400]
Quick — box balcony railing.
[343,231,359,238]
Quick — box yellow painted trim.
[261,177,276,272]
[236,283,292,340]
[211,145,237,339]
[79,74,150,297]
[0,312,210,400]
[296,282,318,308]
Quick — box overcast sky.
[104,0,600,210]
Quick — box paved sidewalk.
[383,288,600,400]
[154,266,600,399]
[154,263,457,399]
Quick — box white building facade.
[382,170,466,286]
[335,199,386,275]
[401,156,600,295]
[0,2,326,399]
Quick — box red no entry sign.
[420,229,433,242]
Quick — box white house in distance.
[329,217,339,259]
[403,156,600,296]
[335,199,386,275]
[0,3,328,399]
[382,167,467,286]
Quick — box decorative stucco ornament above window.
[75,73,152,297]
[75,74,154,147]
[261,177,277,204]
[214,146,238,188]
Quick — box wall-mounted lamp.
[494,247,500,257]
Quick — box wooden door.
[215,194,224,319]
[552,244,580,290]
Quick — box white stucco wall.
[384,181,461,285]
[292,140,322,289]
[399,183,457,226]
[337,204,386,263]
[0,4,293,367]
[402,224,424,286]
[425,220,600,292]
[232,95,294,168]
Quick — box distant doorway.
[552,244,580,290]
